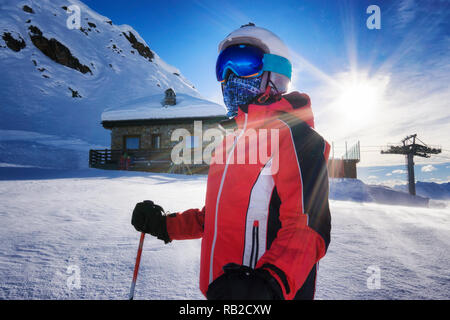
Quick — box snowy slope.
[0,0,219,169]
[330,178,430,207]
[0,168,448,299]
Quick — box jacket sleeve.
[256,120,331,299]
[166,207,205,240]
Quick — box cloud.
[386,173,392,176]
[395,0,417,29]
[421,165,437,172]
[392,169,407,174]
[424,177,447,183]
[368,175,378,179]
[377,179,407,188]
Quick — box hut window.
[124,136,140,150]
[151,134,161,149]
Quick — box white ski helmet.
[218,23,292,94]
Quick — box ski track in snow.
[0,168,449,300]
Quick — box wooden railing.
[89,149,118,167]
[89,148,209,174]
[90,148,170,166]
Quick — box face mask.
[222,73,262,118]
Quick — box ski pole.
[129,232,145,300]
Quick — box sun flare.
[333,72,389,125]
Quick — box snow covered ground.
[0,168,449,300]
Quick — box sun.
[337,82,378,119]
[333,72,389,126]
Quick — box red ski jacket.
[166,92,331,300]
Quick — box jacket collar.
[231,91,315,130]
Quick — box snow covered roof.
[101,93,226,122]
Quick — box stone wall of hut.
[109,121,220,150]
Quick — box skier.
[131,24,331,300]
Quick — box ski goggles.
[216,44,292,83]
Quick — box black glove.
[131,200,171,244]
[206,263,283,300]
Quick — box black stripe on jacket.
[279,113,331,250]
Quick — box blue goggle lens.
[216,45,265,82]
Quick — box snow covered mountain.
[0,0,214,169]
[329,179,431,207]
[394,181,450,201]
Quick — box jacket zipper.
[209,113,248,284]
[249,220,259,269]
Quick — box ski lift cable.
[416,137,428,147]
[432,155,450,161]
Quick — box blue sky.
[82,0,450,185]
